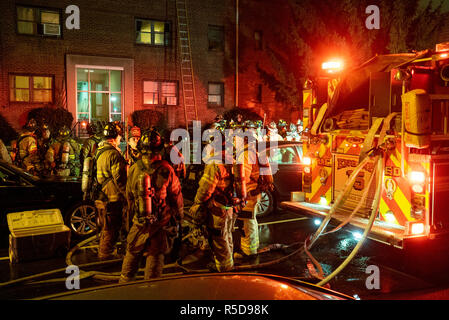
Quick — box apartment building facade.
[0,0,243,131]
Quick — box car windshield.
[4,162,40,182]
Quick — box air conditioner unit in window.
[43,24,60,36]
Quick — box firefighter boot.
[144,254,164,279]
[119,251,141,283]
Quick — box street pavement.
[1,206,449,300]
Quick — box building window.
[76,68,123,122]
[16,6,61,36]
[9,74,53,103]
[143,81,178,106]
[208,25,224,51]
[208,82,224,107]
[136,19,171,46]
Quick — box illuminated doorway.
[76,66,123,122]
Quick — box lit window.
[17,6,61,36]
[143,81,178,106]
[208,82,224,107]
[76,68,123,122]
[9,74,53,103]
[136,19,171,46]
[208,25,224,51]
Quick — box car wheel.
[65,201,98,239]
[256,190,275,218]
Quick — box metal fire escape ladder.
[176,0,198,126]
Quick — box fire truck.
[281,43,449,249]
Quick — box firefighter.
[127,126,141,167]
[151,130,186,180]
[94,122,127,260]
[189,134,237,272]
[297,119,304,135]
[286,123,301,142]
[14,119,39,174]
[265,121,283,142]
[80,121,103,167]
[119,130,183,282]
[0,138,12,163]
[278,120,288,140]
[234,123,273,259]
[36,123,52,176]
[46,126,81,177]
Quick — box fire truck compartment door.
[333,154,377,218]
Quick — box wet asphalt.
[1,206,449,300]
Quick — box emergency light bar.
[322,60,344,73]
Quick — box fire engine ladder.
[176,0,198,127]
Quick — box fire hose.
[304,113,397,287]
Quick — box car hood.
[37,273,352,300]
[34,176,82,197]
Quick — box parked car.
[0,160,97,243]
[36,272,352,300]
[183,141,303,218]
[257,141,303,217]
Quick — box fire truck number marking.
[317,158,332,167]
[384,166,401,177]
[346,170,365,191]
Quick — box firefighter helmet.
[58,126,71,138]
[86,122,98,136]
[244,120,256,129]
[278,119,287,127]
[103,122,123,139]
[150,130,164,151]
[137,130,151,153]
[137,129,163,153]
[25,119,38,131]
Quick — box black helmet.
[103,122,123,139]
[58,126,71,138]
[150,130,164,152]
[137,130,152,153]
[25,118,37,131]
[86,122,98,135]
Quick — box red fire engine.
[282,43,449,249]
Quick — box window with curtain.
[17,6,61,36]
[9,74,53,103]
[136,19,171,46]
[143,81,178,106]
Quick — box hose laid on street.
[307,155,372,250]
[304,113,396,286]
[317,156,384,286]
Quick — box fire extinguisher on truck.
[282,43,449,249]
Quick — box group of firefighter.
[88,117,274,282]
[0,115,276,281]
[0,118,83,177]
[213,115,304,142]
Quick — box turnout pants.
[208,203,235,272]
[119,220,174,282]
[98,200,124,259]
[238,193,261,256]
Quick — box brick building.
[0,0,303,134]
[0,0,232,131]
